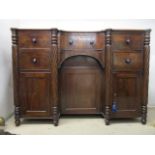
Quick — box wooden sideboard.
[11,28,151,126]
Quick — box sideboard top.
[11,28,151,33]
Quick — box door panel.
[60,56,104,114]
[112,72,142,117]
[19,73,51,117]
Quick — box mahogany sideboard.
[11,28,151,126]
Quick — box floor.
[5,107,155,135]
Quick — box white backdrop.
[0,19,155,119]
[0,20,19,119]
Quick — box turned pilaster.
[11,28,20,126]
[141,29,151,124]
[105,29,112,125]
[51,29,59,126]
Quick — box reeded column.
[11,28,20,126]
[105,29,112,125]
[51,29,59,126]
[141,29,151,124]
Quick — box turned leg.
[105,106,110,125]
[15,106,20,126]
[141,105,147,124]
[53,106,59,126]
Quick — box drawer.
[60,32,105,50]
[112,32,144,51]
[19,49,50,71]
[18,30,51,48]
[113,52,143,71]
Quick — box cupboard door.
[19,73,51,117]
[112,72,142,118]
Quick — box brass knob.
[124,58,131,64]
[32,58,37,64]
[125,38,131,45]
[32,38,37,44]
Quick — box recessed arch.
[59,54,105,114]
[58,54,104,69]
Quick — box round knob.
[124,58,131,64]
[32,58,37,64]
[90,41,94,45]
[32,38,37,44]
[69,40,73,45]
[125,38,131,45]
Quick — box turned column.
[105,29,112,125]
[51,29,59,126]
[141,29,151,124]
[11,28,20,126]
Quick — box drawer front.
[19,49,50,71]
[60,32,105,50]
[18,30,51,48]
[112,32,144,51]
[113,52,143,71]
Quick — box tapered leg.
[15,106,20,126]
[105,106,110,125]
[141,105,147,124]
[53,106,59,126]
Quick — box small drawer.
[60,32,105,50]
[113,52,143,71]
[18,30,51,48]
[112,31,144,51]
[19,49,50,71]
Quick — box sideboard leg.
[141,105,147,124]
[15,106,20,126]
[53,106,59,126]
[105,106,110,125]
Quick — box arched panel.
[59,55,105,114]
[58,53,105,69]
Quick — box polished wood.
[18,30,51,48]
[11,28,151,126]
[51,29,59,126]
[111,72,142,118]
[60,56,104,114]
[113,52,143,71]
[19,73,51,117]
[19,49,51,71]
[142,30,151,124]
[12,29,20,126]
[60,32,105,50]
[105,29,112,125]
[112,31,144,51]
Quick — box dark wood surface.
[60,56,104,114]
[19,72,51,117]
[111,72,142,118]
[11,28,151,126]
[18,30,51,48]
[113,52,143,71]
[19,49,51,71]
[112,31,144,51]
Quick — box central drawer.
[60,32,105,50]
[113,52,143,71]
[19,49,51,71]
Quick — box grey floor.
[5,107,155,135]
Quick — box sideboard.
[11,28,151,126]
